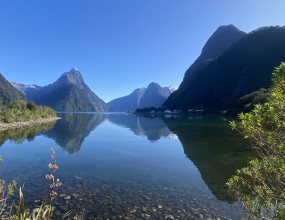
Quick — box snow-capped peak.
[167,86,179,93]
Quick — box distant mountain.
[163,26,285,112]
[11,82,42,96]
[108,88,146,112]
[167,86,179,93]
[0,73,24,105]
[108,83,177,112]
[14,68,108,112]
[139,82,172,108]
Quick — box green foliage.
[235,88,269,113]
[0,176,17,218]
[227,62,285,219]
[0,100,56,124]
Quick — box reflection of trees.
[163,116,254,202]
[43,113,106,154]
[0,122,56,146]
[108,114,172,141]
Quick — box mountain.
[163,26,285,112]
[108,83,177,112]
[10,82,42,96]
[190,25,246,71]
[108,88,146,112]
[0,73,24,105]
[15,68,108,112]
[139,83,172,108]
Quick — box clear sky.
[0,0,284,102]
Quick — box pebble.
[164,214,174,219]
[33,208,40,213]
[64,195,71,200]
[12,174,245,219]
[143,195,151,200]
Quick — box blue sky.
[0,0,284,102]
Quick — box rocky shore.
[0,117,60,131]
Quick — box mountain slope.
[163,26,285,111]
[108,88,146,112]
[0,73,24,105]
[108,83,176,112]
[187,24,246,73]
[10,83,42,96]
[21,68,107,112]
[139,82,172,108]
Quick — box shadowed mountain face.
[163,116,254,201]
[189,25,246,72]
[164,26,285,111]
[0,73,25,105]
[108,83,176,112]
[43,113,107,153]
[107,114,173,141]
[14,68,108,112]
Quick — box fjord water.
[0,113,252,219]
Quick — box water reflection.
[163,116,254,201]
[43,113,107,153]
[0,113,253,204]
[108,114,173,141]
[0,122,56,146]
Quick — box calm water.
[0,113,253,219]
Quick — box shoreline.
[0,117,61,131]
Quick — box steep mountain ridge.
[15,68,107,112]
[163,26,285,111]
[188,24,246,72]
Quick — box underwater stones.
[64,195,71,200]
[15,175,244,219]
[164,214,174,220]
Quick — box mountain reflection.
[0,113,253,202]
[107,114,173,141]
[43,113,107,153]
[163,116,254,202]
